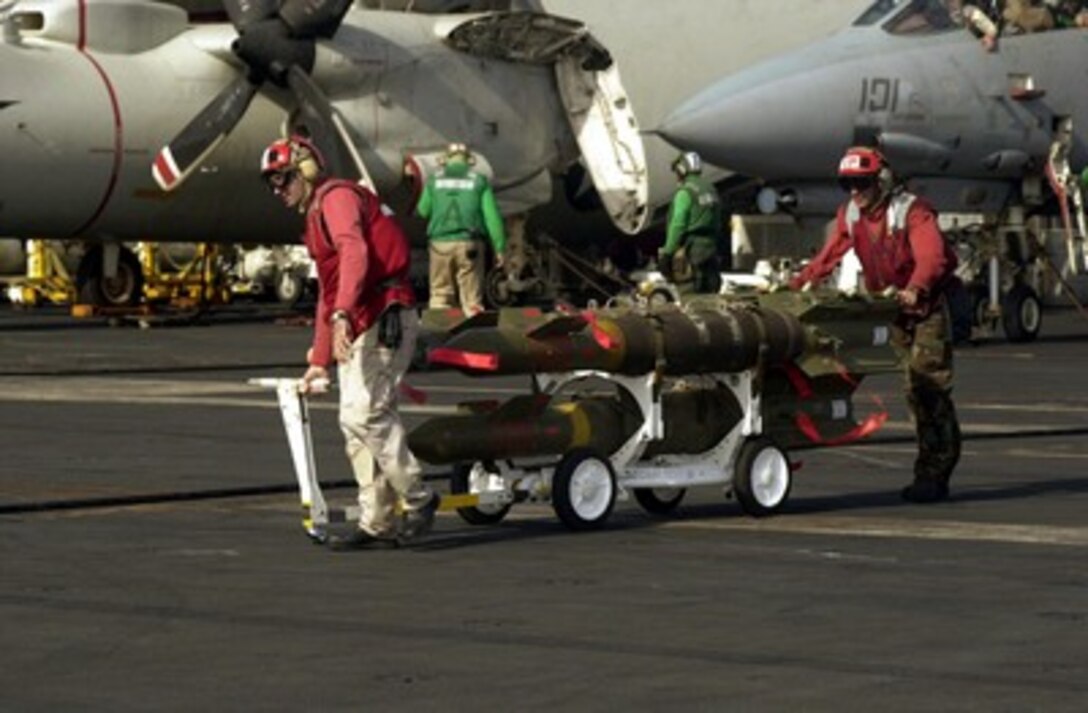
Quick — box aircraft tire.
[450,462,511,526]
[970,286,998,335]
[733,437,791,518]
[552,448,616,531]
[633,487,686,515]
[274,269,305,307]
[76,246,144,307]
[1001,284,1042,343]
[484,267,517,307]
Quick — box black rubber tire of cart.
[449,463,511,526]
[733,437,792,518]
[551,448,616,531]
[633,487,687,515]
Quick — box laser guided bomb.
[408,290,904,531]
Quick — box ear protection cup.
[878,166,894,193]
[298,156,320,182]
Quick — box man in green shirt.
[417,143,507,313]
[660,151,726,294]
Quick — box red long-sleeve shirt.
[793,193,956,305]
[304,179,415,367]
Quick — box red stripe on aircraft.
[154,152,177,188]
[71,0,124,238]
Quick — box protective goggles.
[264,170,297,191]
[838,175,878,193]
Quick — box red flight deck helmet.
[260,135,326,182]
[837,146,892,192]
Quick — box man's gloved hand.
[300,364,329,395]
[788,275,811,291]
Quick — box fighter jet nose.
[659,47,858,181]
[658,98,722,165]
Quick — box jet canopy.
[853,0,959,35]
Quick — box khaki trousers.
[428,240,485,313]
[337,309,429,537]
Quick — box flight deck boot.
[902,388,961,503]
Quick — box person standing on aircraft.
[659,151,727,294]
[417,142,507,313]
[1049,0,1088,26]
[1005,0,1057,30]
[260,134,439,549]
[965,0,1058,46]
[790,147,962,504]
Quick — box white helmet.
[672,151,702,177]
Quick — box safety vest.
[305,179,414,333]
[426,166,489,242]
[678,175,722,242]
[844,190,916,237]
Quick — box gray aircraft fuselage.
[661,0,1088,215]
[1,0,879,248]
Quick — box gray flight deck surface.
[1,304,1086,711]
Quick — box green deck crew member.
[660,151,725,294]
[417,143,506,313]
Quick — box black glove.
[378,306,402,349]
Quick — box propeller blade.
[224,0,280,31]
[153,76,258,192]
[278,0,354,38]
[285,65,377,193]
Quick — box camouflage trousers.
[891,299,962,485]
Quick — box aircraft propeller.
[153,0,372,192]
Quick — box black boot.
[326,529,398,551]
[900,480,949,504]
[400,492,441,541]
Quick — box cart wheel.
[733,437,791,517]
[647,287,675,307]
[552,448,616,531]
[633,487,686,515]
[450,463,511,526]
[1001,284,1042,343]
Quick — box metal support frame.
[254,364,774,538]
[249,377,351,543]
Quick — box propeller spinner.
[152,0,360,192]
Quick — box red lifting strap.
[428,347,500,372]
[783,361,888,447]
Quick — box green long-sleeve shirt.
[663,174,722,255]
[417,159,506,254]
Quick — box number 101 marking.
[860,78,900,113]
